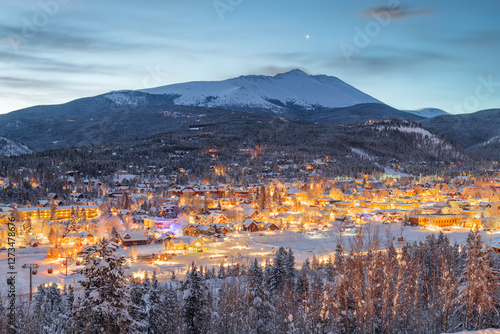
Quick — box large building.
[409,214,461,227]
[17,205,100,221]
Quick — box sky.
[1,0,500,114]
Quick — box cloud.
[362,5,433,21]
[330,46,456,74]
[0,76,63,88]
[427,29,500,48]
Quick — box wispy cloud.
[0,76,63,88]
[362,5,433,21]
[329,46,456,74]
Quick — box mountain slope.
[303,103,425,124]
[421,108,500,149]
[404,108,449,118]
[0,136,32,156]
[142,69,384,113]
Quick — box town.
[2,164,500,293]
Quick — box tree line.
[2,230,500,333]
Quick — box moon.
[306,35,310,39]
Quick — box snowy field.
[1,222,500,296]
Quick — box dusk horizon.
[2,0,500,114]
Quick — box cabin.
[244,209,259,219]
[182,224,198,236]
[261,223,280,231]
[196,225,215,236]
[118,230,148,247]
[242,220,259,232]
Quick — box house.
[184,236,206,252]
[118,230,148,247]
[213,223,230,235]
[61,231,96,246]
[242,220,259,232]
[196,225,215,236]
[171,238,187,251]
[162,203,179,218]
[163,238,174,252]
[261,223,280,231]
[48,193,59,200]
[182,223,198,236]
[38,200,50,207]
[244,209,259,219]
[206,212,227,224]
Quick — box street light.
[22,263,40,302]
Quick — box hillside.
[0,136,32,156]
[421,109,500,149]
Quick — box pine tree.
[129,279,149,332]
[50,202,57,222]
[75,238,135,333]
[68,215,77,233]
[456,231,500,331]
[258,184,266,212]
[23,216,32,236]
[268,246,287,294]
[164,284,179,334]
[48,225,57,245]
[182,262,204,334]
[148,271,165,334]
[284,247,295,288]
[218,262,225,279]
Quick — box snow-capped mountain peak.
[140,69,384,112]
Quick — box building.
[118,230,148,247]
[409,214,460,227]
[17,205,99,221]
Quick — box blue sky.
[1,0,499,114]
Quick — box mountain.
[0,69,429,151]
[404,108,449,118]
[0,136,32,156]
[141,69,384,113]
[421,108,500,149]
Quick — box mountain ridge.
[141,69,384,113]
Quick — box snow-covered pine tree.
[164,284,180,333]
[456,231,500,331]
[75,238,135,333]
[182,262,204,334]
[268,246,287,294]
[284,247,295,288]
[23,216,32,236]
[30,284,67,334]
[148,271,165,334]
[67,215,77,233]
[129,279,149,332]
[247,258,270,334]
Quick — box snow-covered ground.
[2,223,499,296]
